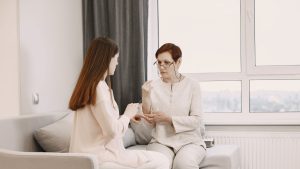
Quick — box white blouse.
[146,77,206,152]
[69,81,148,167]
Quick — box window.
[250,80,300,113]
[158,0,240,73]
[255,0,300,66]
[201,81,241,113]
[148,0,300,124]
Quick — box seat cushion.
[200,145,240,169]
[127,144,240,169]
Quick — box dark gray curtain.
[82,0,148,114]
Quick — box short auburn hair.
[155,43,182,62]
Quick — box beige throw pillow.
[34,113,73,152]
[130,119,153,145]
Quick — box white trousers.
[146,143,206,169]
[98,150,169,169]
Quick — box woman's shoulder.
[97,81,109,90]
[96,81,110,101]
[182,77,200,90]
[182,76,197,85]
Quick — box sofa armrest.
[0,149,98,169]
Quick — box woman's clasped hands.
[144,111,172,124]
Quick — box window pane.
[250,80,300,112]
[200,81,241,112]
[255,0,300,66]
[158,0,240,73]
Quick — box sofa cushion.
[33,113,73,152]
[200,145,240,169]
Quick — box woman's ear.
[176,58,182,69]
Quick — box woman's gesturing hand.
[142,80,153,97]
[130,114,146,123]
[142,81,153,114]
[144,111,172,124]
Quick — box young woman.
[142,43,206,169]
[69,37,168,169]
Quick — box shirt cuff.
[121,114,130,125]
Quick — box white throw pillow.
[34,113,73,152]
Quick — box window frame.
[148,0,300,125]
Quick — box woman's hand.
[124,103,140,119]
[144,111,172,124]
[142,80,153,97]
[130,114,146,123]
[142,81,153,114]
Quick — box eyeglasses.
[153,60,174,68]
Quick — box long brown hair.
[69,37,119,111]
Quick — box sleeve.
[90,99,130,138]
[172,82,204,134]
[141,81,152,114]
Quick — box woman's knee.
[151,152,170,169]
[172,145,206,169]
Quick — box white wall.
[0,0,20,117]
[19,0,83,114]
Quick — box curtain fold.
[82,0,148,113]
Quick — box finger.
[145,80,152,86]
[144,115,154,121]
[136,114,145,118]
[131,118,140,123]
[144,114,155,118]
[146,119,155,124]
[139,115,147,120]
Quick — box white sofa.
[0,112,240,169]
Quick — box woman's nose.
[159,65,166,69]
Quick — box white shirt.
[69,81,148,167]
[147,77,206,152]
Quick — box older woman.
[142,43,206,169]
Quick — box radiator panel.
[206,131,300,169]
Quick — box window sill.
[204,112,300,125]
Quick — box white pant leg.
[98,162,133,169]
[137,150,170,169]
[173,144,206,169]
[146,143,175,169]
[98,150,169,169]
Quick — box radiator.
[206,131,300,169]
